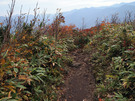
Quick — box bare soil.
[58,49,96,101]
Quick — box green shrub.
[74,34,90,48]
[89,23,135,100]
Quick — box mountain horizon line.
[1,1,135,28]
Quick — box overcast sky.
[0,0,135,16]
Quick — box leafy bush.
[88,23,135,100]
[0,8,69,100]
[0,32,67,100]
[74,32,90,48]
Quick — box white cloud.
[0,1,9,5]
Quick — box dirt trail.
[59,49,96,101]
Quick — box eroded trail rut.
[59,49,96,101]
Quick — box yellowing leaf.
[8,91,12,98]
[22,36,26,40]
[0,72,4,80]
[23,95,28,100]
[16,49,20,53]
[26,78,32,85]
[106,75,116,79]
[18,75,27,80]
[4,85,15,90]
[1,59,6,64]
[123,82,127,88]
[13,71,17,77]
[10,88,16,93]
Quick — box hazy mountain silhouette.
[1,2,135,28]
[63,2,135,28]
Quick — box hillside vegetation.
[0,1,135,101]
[84,22,135,101]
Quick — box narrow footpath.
[58,49,96,101]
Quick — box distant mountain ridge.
[1,1,135,28]
[63,1,135,28]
